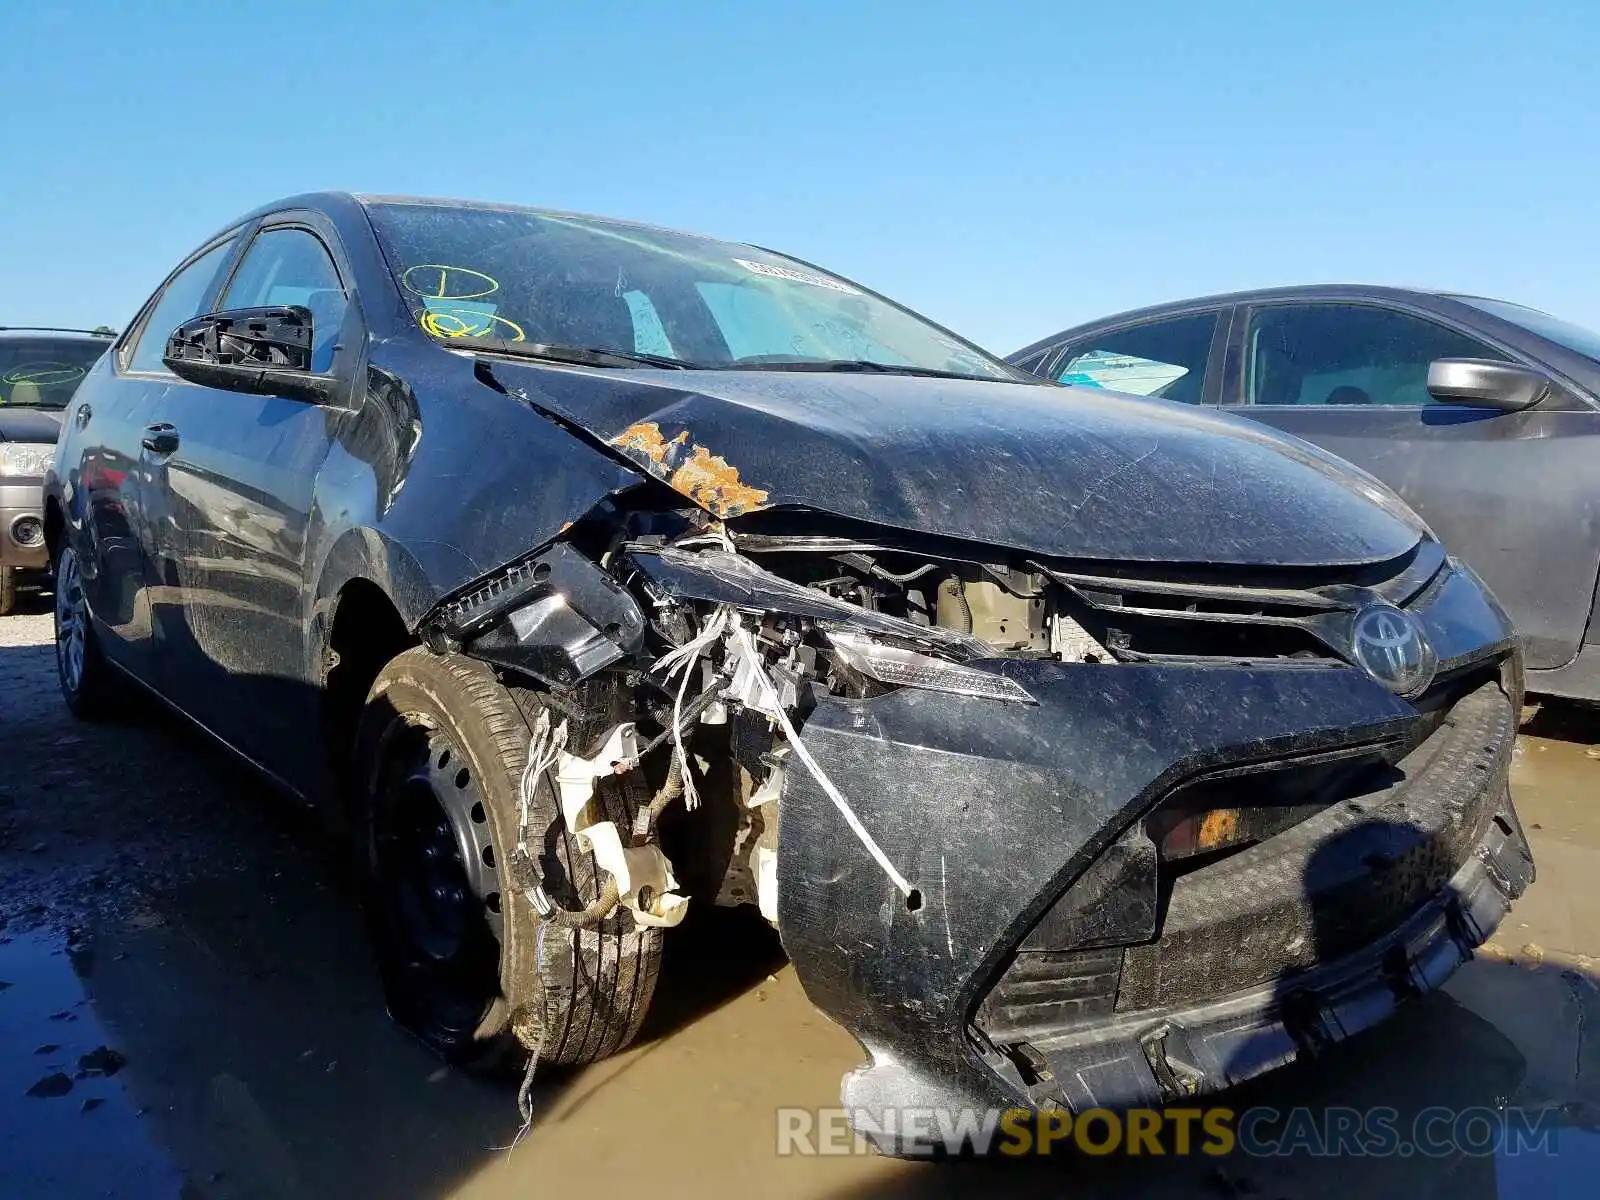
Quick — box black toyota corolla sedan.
[44,195,1531,1153]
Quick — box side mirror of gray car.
[162,306,338,404]
[1426,358,1549,411]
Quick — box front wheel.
[0,564,15,615]
[352,648,661,1074]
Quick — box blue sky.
[3,0,1596,351]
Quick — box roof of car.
[1011,284,1514,357]
[217,191,709,244]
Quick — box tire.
[53,543,121,719]
[0,564,15,615]
[353,647,662,1075]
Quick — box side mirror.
[162,306,338,404]
[1426,357,1548,412]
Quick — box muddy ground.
[1,590,1597,1199]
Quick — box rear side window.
[126,239,238,373]
[1054,313,1218,404]
[221,228,348,372]
[1244,304,1509,407]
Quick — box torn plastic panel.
[423,541,646,687]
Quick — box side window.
[220,228,348,372]
[1053,313,1218,404]
[125,239,237,373]
[1244,304,1510,407]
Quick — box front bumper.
[777,570,1528,1155]
[1,481,48,570]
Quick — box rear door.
[143,215,354,783]
[1224,300,1600,670]
[61,234,241,682]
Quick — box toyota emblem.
[1349,602,1436,697]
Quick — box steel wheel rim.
[370,723,503,1040]
[55,550,86,693]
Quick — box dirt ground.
[2,589,1598,1199]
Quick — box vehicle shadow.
[1522,698,1600,744]
[0,628,783,1199]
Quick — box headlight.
[626,543,1036,704]
[0,443,56,479]
[824,628,1036,704]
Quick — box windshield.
[0,337,109,409]
[365,201,1022,381]
[1454,296,1600,362]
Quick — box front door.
[1226,300,1600,671]
[144,220,354,784]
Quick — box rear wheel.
[353,647,661,1074]
[53,544,121,718]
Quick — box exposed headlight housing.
[824,628,1036,704]
[0,442,56,479]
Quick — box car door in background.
[63,234,241,682]
[1224,301,1600,672]
[144,218,353,783]
[1046,310,1226,405]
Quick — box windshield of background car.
[0,337,109,408]
[364,202,1020,380]
[1454,297,1600,362]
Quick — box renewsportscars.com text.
[776,1105,1566,1158]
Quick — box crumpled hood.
[491,362,1425,567]
[0,408,63,443]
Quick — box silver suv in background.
[0,327,113,612]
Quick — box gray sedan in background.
[1012,286,1600,704]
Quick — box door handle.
[74,402,92,428]
[141,423,180,455]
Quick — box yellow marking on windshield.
[3,362,87,386]
[421,310,526,342]
[401,264,499,300]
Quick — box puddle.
[0,930,182,1198]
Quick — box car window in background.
[364,202,1024,381]
[1053,313,1218,404]
[1245,304,1508,407]
[0,337,109,409]
[1452,296,1600,362]
[126,239,238,373]
[221,228,348,372]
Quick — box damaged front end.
[419,491,1532,1155]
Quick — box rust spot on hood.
[609,421,770,518]
[612,421,689,466]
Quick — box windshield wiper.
[440,335,699,370]
[718,358,1013,382]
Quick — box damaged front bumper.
[777,646,1531,1155]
